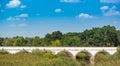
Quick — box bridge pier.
[90,56,95,65]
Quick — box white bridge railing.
[0,47,117,56]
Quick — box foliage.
[43,50,55,59]
[32,36,41,46]
[51,40,61,47]
[0,38,3,46]
[1,25,120,47]
[57,51,72,58]
[76,52,90,65]
[31,49,43,56]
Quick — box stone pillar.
[72,56,76,59]
[90,56,95,65]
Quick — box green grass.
[0,49,120,66]
[0,53,81,66]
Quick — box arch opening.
[0,49,9,55]
[16,49,29,54]
[95,50,110,63]
[31,49,44,56]
[56,50,73,58]
[75,50,92,65]
[43,50,56,58]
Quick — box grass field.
[0,49,120,66]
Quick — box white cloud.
[77,13,93,18]
[60,0,80,3]
[100,0,120,3]
[104,9,120,16]
[100,5,120,16]
[20,5,26,8]
[18,23,27,27]
[6,0,21,8]
[100,6,109,11]
[7,17,20,21]
[55,8,62,13]
[16,14,28,17]
[7,14,28,21]
[10,23,27,27]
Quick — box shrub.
[76,52,90,65]
[43,50,55,58]
[57,51,72,58]
[95,52,109,62]
[32,49,43,56]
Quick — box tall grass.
[0,47,120,66]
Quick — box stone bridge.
[0,47,117,64]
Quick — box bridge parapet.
[0,47,117,56]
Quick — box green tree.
[3,38,14,46]
[0,37,3,46]
[51,40,61,47]
[24,37,33,46]
[32,36,41,46]
[13,37,25,46]
[51,31,62,40]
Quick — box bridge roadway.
[0,47,117,64]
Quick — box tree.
[51,31,62,40]
[32,36,41,46]
[24,37,33,46]
[80,25,119,47]
[3,38,14,46]
[0,37,3,46]
[51,40,61,47]
[44,31,62,46]
[13,36,25,46]
[117,31,120,46]
[1,25,120,47]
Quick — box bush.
[76,52,90,65]
[43,50,55,58]
[57,51,72,58]
[95,52,109,63]
[32,49,43,56]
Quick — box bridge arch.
[56,50,73,58]
[43,50,55,55]
[94,50,110,63]
[75,50,92,63]
[95,50,110,56]
[16,49,29,54]
[75,50,92,57]
[0,49,9,54]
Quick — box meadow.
[0,47,120,66]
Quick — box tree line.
[0,25,120,47]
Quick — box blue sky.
[0,0,120,37]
